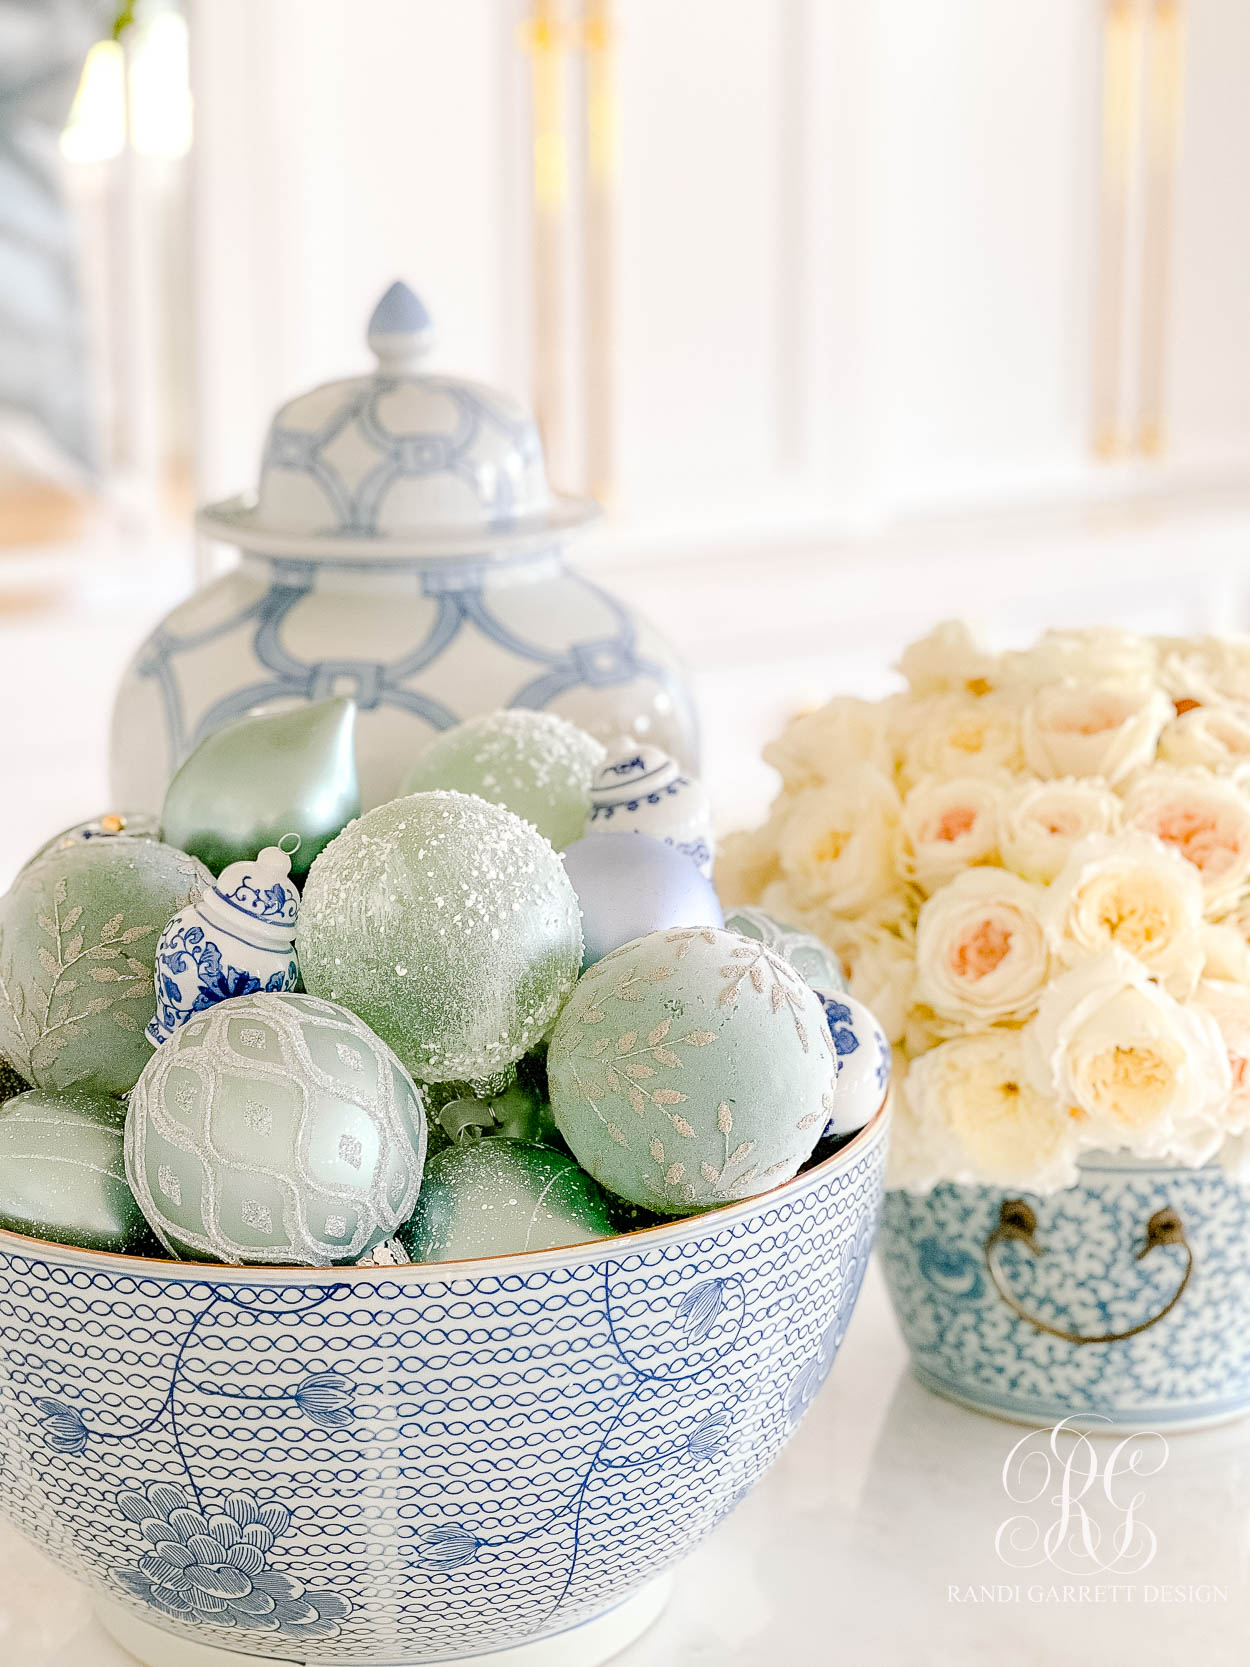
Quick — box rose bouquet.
[719,622,1250,1194]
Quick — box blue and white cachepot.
[879,1151,1250,1433]
[0,1110,886,1667]
[109,283,697,816]
[146,844,300,1047]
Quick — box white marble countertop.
[4,1261,1248,1667]
[2,534,1249,1664]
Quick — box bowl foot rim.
[909,1361,1250,1435]
[94,1574,675,1667]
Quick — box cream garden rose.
[724,621,1250,1191]
[761,695,891,791]
[900,774,1002,891]
[776,765,900,917]
[905,1030,1080,1192]
[1024,949,1230,1161]
[1124,768,1250,913]
[914,867,1050,1024]
[1021,678,1170,784]
[895,691,1023,786]
[1158,703,1250,771]
[1045,831,1204,986]
[999,776,1121,882]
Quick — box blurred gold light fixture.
[519,2,618,502]
[1092,0,1186,462]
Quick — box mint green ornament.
[398,1138,613,1262]
[0,1085,162,1255]
[297,791,583,1083]
[722,906,847,993]
[402,710,604,848]
[23,811,160,873]
[0,839,212,1096]
[125,992,427,1266]
[548,927,837,1215]
[160,697,359,878]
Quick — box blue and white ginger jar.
[110,283,697,813]
[146,843,299,1046]
[879,1152,1250,1432]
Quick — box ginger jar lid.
[197,282,600,561]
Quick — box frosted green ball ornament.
[0,1086,163,1254]
[125,992,427,1265]
[160,697,360,878]
[0,839,212,1096]
[399,1138,614,1262]
[402,710,604,849]
[548,927,837,1215]
[297,791,583,1083]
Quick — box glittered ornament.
[297,791,583,1083]
[160,697,359,878]
[561,832,724,967]
[147,842,300,1045]
[398,1139,614,1263]
[403,709,604,849]
[0,839,212,1096]
[722,905,847,993]
[585,744,714,876]
[819,990,891,1138]
[125,992,427,1265]
[0,1085,162,1254]
[548,927,837,1214]
[24,811,160,872]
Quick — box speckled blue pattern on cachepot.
[0,1112,886,1664]
[879,1152,1250,1432]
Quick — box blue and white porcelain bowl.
[0,1110,886,1667]
[879,1152,1250,1434]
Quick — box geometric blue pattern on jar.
[0,1113,885,1663]
[879,1151,1250,1432]
[110,286,699,814]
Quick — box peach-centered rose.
[1046,831,1204,984]
[1000,777,1121,882]
[915,868,1049,1023]
[1021,678,1170,783]
[900,774,1001,890]
[1124,770,1250,913]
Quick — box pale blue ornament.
[585,743,714,876]
[548,927,837,1214]
[561,832,724,967]
[722,905,847,993]
[147,842,301,1046]
[818,990,891,1138]
[126,992,427,1265]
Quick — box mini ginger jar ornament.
[146,841,300,1046]
[110,282,697,812]
[585,742,714,875]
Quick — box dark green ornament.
[398,1139,614,1263]
[160,697,360,878]
[0,1086,163,1255]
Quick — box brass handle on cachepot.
[983,1199,1192,1345]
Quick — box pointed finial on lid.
[368,281,433,374]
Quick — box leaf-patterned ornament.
[0,839,211,1095]
[548,927,839,1214]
